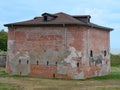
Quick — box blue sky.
[0,0,120,49]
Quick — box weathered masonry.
[4,12,113,79]
[0,55,6,67]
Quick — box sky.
[0,0,120,50]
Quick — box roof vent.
[42,13,57,22]
[73,15,91,23]
[43,15,47,21]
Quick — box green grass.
[0,83,24,90]
[0,65,120,90]
[111,54,120,66]
[0,67,28,78]
[0,67,9,77]
[87,87,120,90]
[0,65,120,80]
[85,53,120,80]
[87,65,120,80]
[86,54,120,80]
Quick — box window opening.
[55,62,57,66]
[20,72,22,75]
[77,62,79,67]
[47,61,49,66]
[27,60,29,64]
[104,50,107,56]
[19,59,21,64]
[53,73,55,78]
[90,50,93,57]
[37,60,39,65]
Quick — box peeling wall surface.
[6,26,111,79]
[0,55,6,67]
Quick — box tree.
[0,29,8,51]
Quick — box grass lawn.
[0,83,24,90]
[0,65,120,90]
[87,65,120,80]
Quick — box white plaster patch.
[57,64,67,74]
[8,40,14,50]
[19,52,30,59]
[94,71,98,76]
[64,47,81,68]
[8,51,31,75]
[77,52,82,57]
[99,64,109,76]
[73,72,84,79]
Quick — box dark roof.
[4,12,113,31]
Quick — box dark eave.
[4,22,113,31]
[88,23,113,31]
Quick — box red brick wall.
[6,25,110,79]
[13,26,65,52]
[89,28,110,52]
[84,27,110,78]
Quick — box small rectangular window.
[47,61,49,66]
[55,62,57,66]
[27,60,29,64]
[90,50,93,57]
[20,72,22,75]
[53,73,55,78]
[19,59,21,64]
[37,60,39,65]
[77,62,79,67]
[104,50,107,56]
